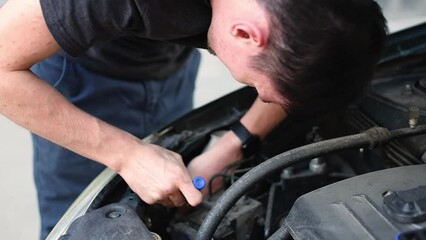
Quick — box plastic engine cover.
[285,165,426,240]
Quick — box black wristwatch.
[231,121,261,158]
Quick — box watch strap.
[231,121,261,158]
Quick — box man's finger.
[179,180,203,207]
[168,192,186,207]
[158,198,174,208]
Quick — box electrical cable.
[208,159,252,197]
[208,173,233,197]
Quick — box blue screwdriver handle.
[192,176,206,190]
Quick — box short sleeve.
[40,0,212,55]
[40,0,144,56]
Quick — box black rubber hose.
[196,125,426,240]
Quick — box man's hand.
[118,142,203,207]
[188,131,243,196]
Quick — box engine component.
[59,203,154,240]
[171,196,263,240]
[383,185,426,224]
[361,74,426,159]
[284,165,426,240]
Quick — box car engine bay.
[56,23,426,240]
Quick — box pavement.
[0,0,426,239]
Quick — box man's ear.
[230,22,266,48]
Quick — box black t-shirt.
[40,0,212,80]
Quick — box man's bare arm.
[0,0,202,206]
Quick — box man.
[0,0,386,238]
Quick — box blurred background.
[0,0,425,239]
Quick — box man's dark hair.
[252,0,388,118]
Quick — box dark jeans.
[30,51,201,239]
